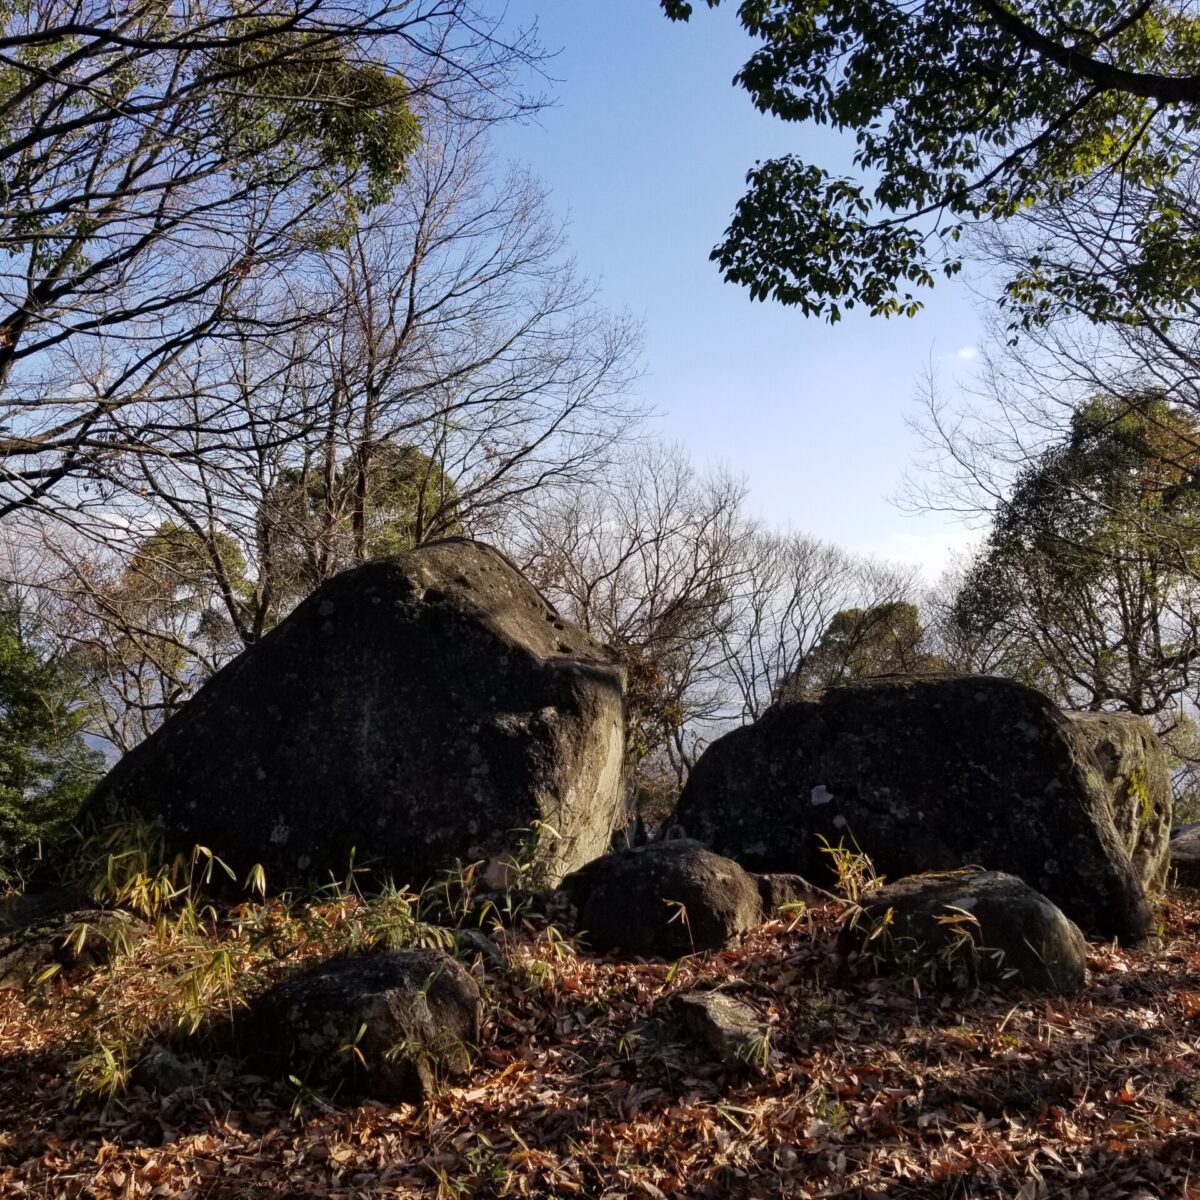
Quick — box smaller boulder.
[561,840,762,959]
[670,989,770,1071]
[755,873,815,914]
[134,1044,199,1096]
[0,908,147,990]
[840,870,1087,994]
[241,949,481,1103]
[1171,826,1200,888]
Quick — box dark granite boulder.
[88,539,626,891]
[839,870,1087,993]
[675,675,1154,942]
[561,840,762,958]
[240,949,481,1103]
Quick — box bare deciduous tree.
[0,0,543,516]
[2,112,642,747]
[512,446,926,830]
[513,445,748,816]
[717,534,921,721]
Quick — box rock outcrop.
[240,949,482,1103]
[1065,711,1172,892]
[88,539,627,890]
[839,870,1087,993]
[675,675,1155,942]
[561,840,763,958]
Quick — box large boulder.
[240,949,481,1103]
[675,675,1155,942]
[561,840,763,958]
[87,540,626,890]
[839,870,1087,994]
[1064,711,1172,892]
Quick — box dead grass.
[3,880,1200,1198]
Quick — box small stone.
[0,908,147,990]
[754,873,814,914]
[670,989,770,1071]
[134,1044,198,1095]
[454,928,506,970]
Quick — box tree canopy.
[779,600,941,699]
[260,443,463,609]
[662,1,1200,325]
[0,0,537,515]
[953,391,1200,714]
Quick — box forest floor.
[2,886,1200,1199]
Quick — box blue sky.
[486,0,986,577]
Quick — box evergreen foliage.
[954,391,1200,714]
[663,1,1200,326]
[0,591,103,881]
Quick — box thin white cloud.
[933,344,980,367]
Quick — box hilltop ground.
[2,884,1200,1200]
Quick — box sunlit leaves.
[662,0,1200,326]
[209,28,420,208]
